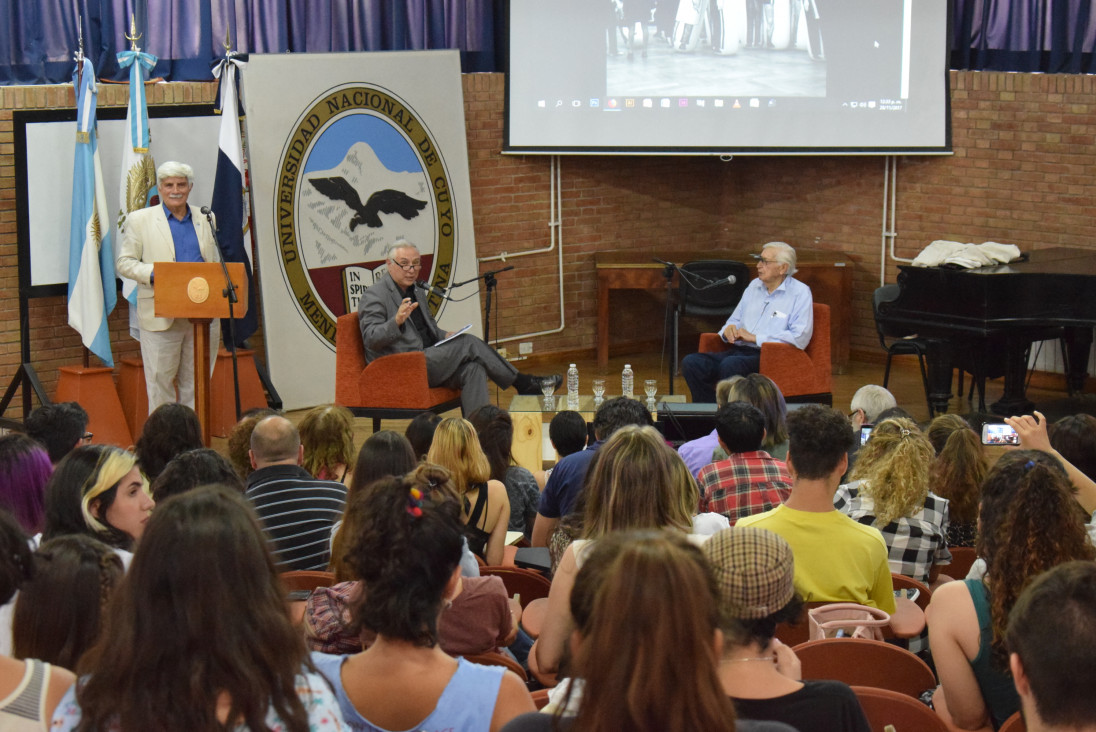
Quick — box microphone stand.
[450,265,515,344]
[654,258,729,396]
[203,209,242,422]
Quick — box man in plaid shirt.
[697,402,792,523]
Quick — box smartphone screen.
[982,423,1020,446]
[860,426,873,446]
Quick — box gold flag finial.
[125,14,142,52]
[223,27,232,53]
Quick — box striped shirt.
[246,464,347,571]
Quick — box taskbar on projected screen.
[532,97,907,112]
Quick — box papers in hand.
[434,324,471,347]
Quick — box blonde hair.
[298,405,355,479]
[425,418,490,495]
[80,449,145,534]
[849,418,934,526]
[583,426,694,539]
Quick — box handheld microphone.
[415,280,450,300]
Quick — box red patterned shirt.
[697,450,793,524]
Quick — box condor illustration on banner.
[244,51,479,409]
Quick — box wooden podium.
[154,262,247,445]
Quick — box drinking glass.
[643,379,658,399]
[592,378,606,401]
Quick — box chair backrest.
[795,638,937,698]
[677,260,751,317]
[873,284,917,341]
[479,566,552,609]
[998,711,1026,732]
[774,600,828,647]
[461,651,528,682]
[947,546,978,581]
[334,313,367,407]
[851,685,950,731]
[891,573,933,612]
[280,570,336,594]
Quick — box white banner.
[243,51,481,410]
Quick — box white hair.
[156,161,194,185]
[386,240,420,260]
[763,241,797,276]
[850,385,897,423]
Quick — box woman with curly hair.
[834,417,950,584]
[312,470,533,730]
[426,418,510,566]
[51,485,344,731]
[926,450,1096,731]
[535,425,697,675]
[299,405,356,484]
[42,445,155,559]
[927,414,987,547]
[133,403,203,482]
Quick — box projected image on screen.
[506,0,949,154]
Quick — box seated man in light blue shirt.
[682,242,813,404]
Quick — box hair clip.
[406,486,424,518]
[1024,460,1035,471]
[900,428,911,438]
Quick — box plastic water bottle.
[622,363,634,399]
[567,363,579,407]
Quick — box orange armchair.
[334,313,462,432]
[698,303,832,404]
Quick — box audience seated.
[51,485,344,730]
[697,402,792,525]
[150,448,243,502]
[739,405,895,613]
[308,466,517,660]
[427,418,511,566]
[712,374,790,463]
[0,434,52,535]
[504,531,792,732]
[329,430,420,582]
[845,385,897,476]
[927,414,987,548]
[298,405,356,484]
[1006,560,1096,732]
[531,397,652,548]
[42,445,155,561]
[678,376,739,478]
[12,535,123,671]
[469,405,540,541]
[535,410,588,489]
[24,401,89,465]
[245,416,347,571]
[536,425,697,675]
[133,403,203,482]
[311,470,533,731]
[1048,413,1096,482]
[226,408,279,481]
[0,509,74,727]
[405,411,443,461]
[926,450,1096,731]
[834,418,951,585]
[704,526,871,732]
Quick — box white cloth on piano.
[912,240,1022,268]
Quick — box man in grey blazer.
[357,240,560,414]
[117,161,221,413]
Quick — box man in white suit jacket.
[117,161,221,413]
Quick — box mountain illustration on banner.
[300,141,436,270]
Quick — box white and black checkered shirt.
[834,480,951,584]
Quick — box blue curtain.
[4,1,1094,84]
[951,0,1096,73]
[0,0,503,85]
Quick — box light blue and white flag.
[67,57,116,367]
[116,48,158,340]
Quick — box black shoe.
[516,373,562,396]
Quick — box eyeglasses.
[757,258,781,266]
[390,259,422,272]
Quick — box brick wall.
[2,70,1094,405]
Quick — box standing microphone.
[200,206,218,231]
[415,280,450,300]
[697,273,737,290]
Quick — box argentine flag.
[67,58,116,367]
[116,48,158,341]
[211,54,258,346]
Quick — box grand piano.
[878,247,1096,416]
